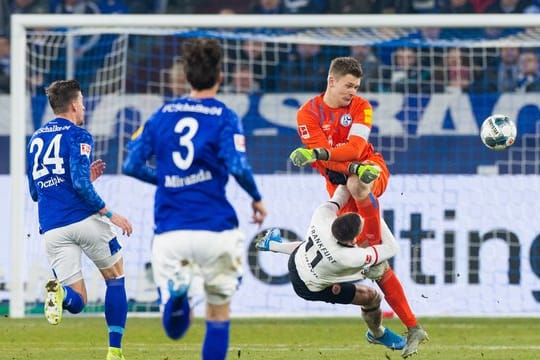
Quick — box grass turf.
[1,316,539,359]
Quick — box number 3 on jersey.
[29,134,65,180]
[172,117,199,170]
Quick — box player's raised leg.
[163,262,193,340]
[360,290,406,350]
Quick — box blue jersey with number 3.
[27,117,105,233]
[123,96,261,233]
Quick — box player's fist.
[289,148,316,167]
[349,162,381,184]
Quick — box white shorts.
[152,228,244,306]
[43,213,122,285]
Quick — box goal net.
[7,14,540,318]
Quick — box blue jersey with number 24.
[27,117,105,233]
[123,96,261,234]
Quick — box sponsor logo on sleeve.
[234,134,246,152]
[365,254,372,264]
[364,108,373,125]
[299,125,310,139]
[80,143,91,157]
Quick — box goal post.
[9,14,540,318]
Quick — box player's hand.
[109,212,133,236]
[349,162,381,184]
[90,159,106,182]
[289,148,316,167]
[251,200,267,228]
[362,260,389,281]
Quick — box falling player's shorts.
[44,213,122,285]
[152,228,244,306]
[288,248,356,305]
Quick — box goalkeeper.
[292,56,427,358]
[256,183,406,352]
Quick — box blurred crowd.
[1,0,540,96]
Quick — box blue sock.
[162,294,191,339]
[63,286,84,314]
[202,320,230,360]
[105,277,127,349]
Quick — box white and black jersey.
[293,186,398,292]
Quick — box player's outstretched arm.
[255,228,302,254]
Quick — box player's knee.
[205,280,237,306]
[347,176,371,200]
[361,288,382,312]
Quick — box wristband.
[104,210,113,218]
[313,148,330,161]
[348,162,360,175]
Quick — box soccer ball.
[480,114,517,151]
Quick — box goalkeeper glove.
[349,162,381,184]
[362,260,389,281]
[289,147,329,167]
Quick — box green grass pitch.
[1,317,540,359]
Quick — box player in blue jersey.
[27,80,133,360]
[122,38,267,360]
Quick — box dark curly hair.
[181,37,222,90]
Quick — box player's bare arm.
[99,208,133,236]
[251,200,267,227]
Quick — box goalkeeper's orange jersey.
[296,93,389,199]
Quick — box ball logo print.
[480,114,517,151]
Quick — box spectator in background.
[497,46,521,92]
[96,0,129,13]
[469,46,521,93]
[445,48,472,92]
[193,0,249,13]
[228,64,260,93]
[167,61,189,97]
[50,0,99,14]
[439,0,475,13]
[381,47,432,93]
[226,40,281,92]
[485,0,528,13]
[349,45,380,92]
[51,0,101,58]
[0,0,8,35]
[123,0,166,13]
[524,0,540,12]
[469,0,497,12]
[250,0,285,13]
[279,43,328,92]
[12,0,48,14]
[2,0,47,35]
[516,50,540,92]
[327,0,380,13]
[0,35,9,93]
[282,0,328,13]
